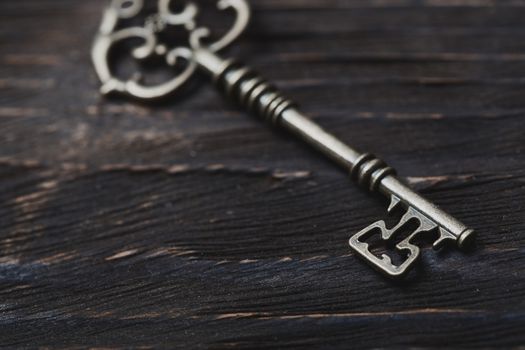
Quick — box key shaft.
[194,48,475,277]
[92,0,476,279]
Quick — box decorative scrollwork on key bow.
[92,0,250,100]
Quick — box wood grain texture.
[0,0,524,348]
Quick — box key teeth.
[381,254,392,266]
[349,200,466,278]
[388,195,401,213]
[349,215,422,279]
[433,227,456,250]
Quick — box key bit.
[91,0,475,278]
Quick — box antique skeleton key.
[92,0,475,278]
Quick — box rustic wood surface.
[1,0,524,348]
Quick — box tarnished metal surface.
[92,0,475,278]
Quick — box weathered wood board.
[0,0,524,348]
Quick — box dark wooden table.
[1,0,524,348]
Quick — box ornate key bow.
[92,0,250,99]
[92,0,475,278]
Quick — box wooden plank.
[0,0,523,347]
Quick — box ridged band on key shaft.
[213,60,296,125]
[194,50,398,192]
[350,153,396,192]
[212,59,397,192]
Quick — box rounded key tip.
[458,228,475,249]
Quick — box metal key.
[92,0,475,278]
